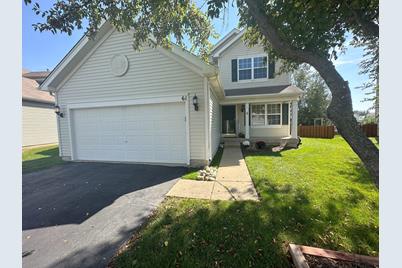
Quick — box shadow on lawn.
[22,147,64,174]
[111,181,378,267]
[242,148,283,158]
[336,160,375,186]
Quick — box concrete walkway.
[167,145,259,201]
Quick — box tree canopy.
[25,0,216,60]
[293,65,330,125]
[25,0,379,186]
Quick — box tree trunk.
[313,57,379,188]
[245,0,379,188]
[375,79,379,142]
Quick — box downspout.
[204,77,211,163]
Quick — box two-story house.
[39,22,303,167]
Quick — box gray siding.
[218,38,290,91]
[209,88,221,158]
[22,102,58,147]
[56,29,206,161]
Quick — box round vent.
[110,55,129,76]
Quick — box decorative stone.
[196,166,218,181]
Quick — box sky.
[22,1,372,111]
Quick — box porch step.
[221,137,246,142]
[221,137,245,147]
[225,142,241,147]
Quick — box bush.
[255,141,266,150]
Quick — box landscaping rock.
[197,166,218,181]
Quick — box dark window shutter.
[282,103,289,125]
[268,58,275,79]
[231,59,238,82]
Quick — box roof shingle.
[22,70,54,104]
[224,85,291,97]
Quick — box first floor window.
[267,104,281,125]
[251,103,282,126]
[251,104,265,126]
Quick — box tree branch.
[350,7,379,38]
[244,0,379,187]
[244,0,350,99]
[243,0,312,64]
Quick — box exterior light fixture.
[54,105,64,118]
[192,94,199,111]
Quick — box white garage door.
[71,102,187,165]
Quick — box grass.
[22,145,64,174]
[182,146,224,180]
[112,136,378,267]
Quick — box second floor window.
[238,56,268,81]
[238,58,252,80]
[253,56,268,79]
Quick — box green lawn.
[22,145,64,174]
[111,136,378,267]
[182,146,224,180]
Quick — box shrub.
[255,141,266,150]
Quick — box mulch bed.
[305,254,378,268]
[289,244,378,268]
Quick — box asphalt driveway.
[22,162,186,268]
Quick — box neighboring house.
[39,22,302,167]
[22,69,58,147]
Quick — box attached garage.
[70,101,188,165]
[39,22,222,167]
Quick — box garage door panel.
[99,136,126,146]
[72,102,187,164]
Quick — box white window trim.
[251,103,282,128]
[237,54,269,82]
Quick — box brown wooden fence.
[298,125,335,139]
[298,124,378,139]
[361,124,378,137]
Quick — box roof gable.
[210,28,240,55]
[40,22,218,92]
[210,29,245,58]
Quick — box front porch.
[220,101,300,148]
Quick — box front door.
[222,105,236,134]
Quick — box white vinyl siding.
[250,126,290,138]
[218,38,290,90]
[57,29,206,161]
[209,88,221,158]
[22,102,58,147]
